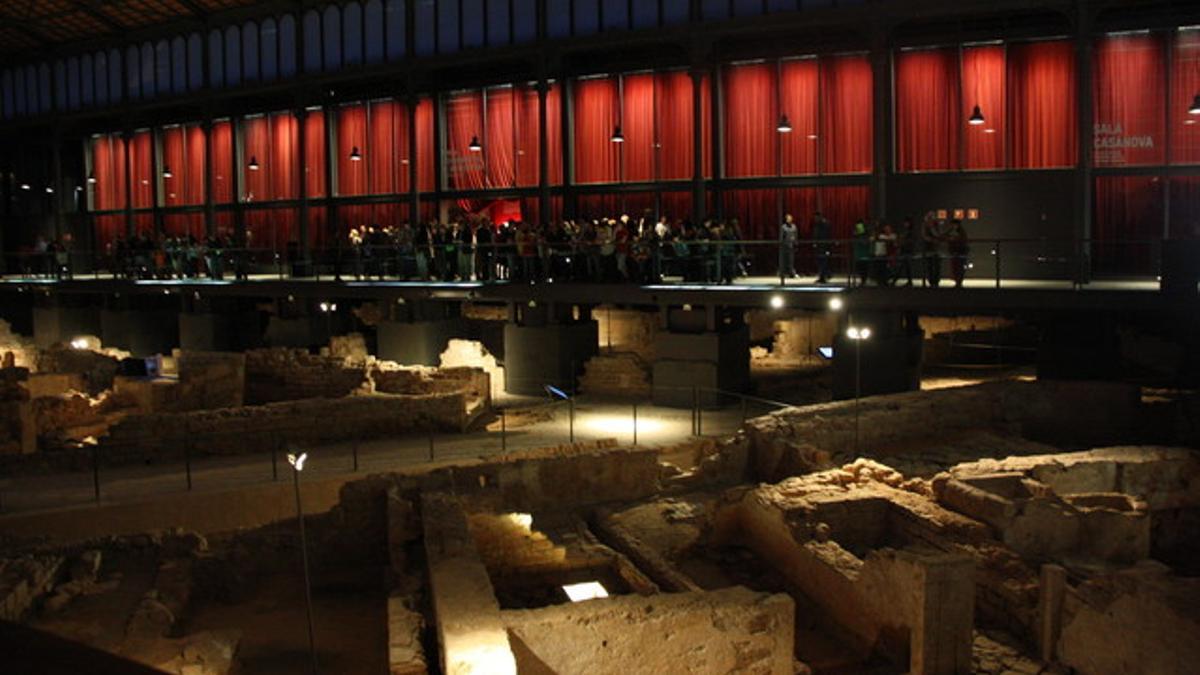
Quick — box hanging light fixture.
[1189,93,1200,116]
[349,146,362,161]
[968,104,985,126]
[87,172,97,184]
[162,165,173,179]
[19,183,30,190]
[468,135,482,152]
[777,114,793,133]
[45,186,54,194]
[248,155,260,171]
[610,125,624,143]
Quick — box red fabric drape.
[519,196,562,225]
[304,111,326,197]
[129,130,154,208]
[369,100,398,194]
[91,134,126,211]
[516,84,540,187]
[701,74,713,178]
[1170,29,1200,165]
[163,213,203,238]
[244,207,298,251]
[817,186,868,241]
[724,63,777,177]
[415,97,436,192]
[574,77,620,183]
[446,90,485,192]
[820,54,873,174]
[1008,40,1077,169]
[1093,175,1163,274]
[161,127,185,207]
[547,84,564,185]
[269,112,299,201]
[210,120,233,204]
[660,192,692,221]
[724,188,779,239]
[895,48,960,172]
[95,215,124,248]
[656,71,696,181]
[1169,176,1200,238]
[184,125,205,205]
[133,213,154,237]
[486,86,516,189]
[622,73,655,182]
[242,116,268,201]
[1094,33,1166,167]
[963,45,1006,169]
[337,104,368,196]
[780,58,819,175]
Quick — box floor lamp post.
[846,326,872,456]
[288,451,319,675]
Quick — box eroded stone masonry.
[1,367,1197,674]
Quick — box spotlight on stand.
[968,104,985,126]
[287,451,307,471]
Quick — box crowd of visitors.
[103,231,252,280]
[837,211,970,288]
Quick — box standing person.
[779,214,798,279]
[852,219,871,287]
[414,220,431,280]
[946,218,969,288]
[897,217,917,287]
[457,219,475,281]
[872,222,898,286]
[475,219,493,281]
[614,217,631,281]
[921,212,943,287]
[811,211,832,283]
[516,222,538,281]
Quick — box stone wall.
[98,392,470,463]
[440,339,504,399]
[175,351,245,411]
[36,343,123,396]
[593,306,658,362]
[764,312,839,362]
[0,319,37,370]
[503,587,796,675]
[244,348,370,404]
[578,353,651,398]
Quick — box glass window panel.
[323,6,342,71]
[487,0,510,46]
[0,70,11,119]
[702,0,729,21]
[224,25,241,86]
[208,30,224,88]
[574,0,599,35]
[55,61,67,110]
[385,0,406,60]
[171,37,187,94]
[438,0,460,53]
[602,0,629,30]
[242,22,260,82]
[733,0,762,17]
[126,46,141,99]
[261,18,278,81]
[141,42,155,98]
[512,0,536,42]
[414,0,435,56]
[365,0,385,63]
[40,63,53,111]
[67,57,80,109]
[93,53,108,106]
[1094,33,1166,167]
[633,1,658,28]
[78,56,92,107]
[343,2,364,65]
[155,40,170,94]
[546,0,570,38]
[1172,28,1200,165]
[303,10,322,72]
[14,67,26,116]
[463,0,485,49]
[187,34,203,90]
[663,0,689,24]
[108,50,122,103]
[768,0,795,12]
[280,15,297,77]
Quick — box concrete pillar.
[1036,314,1120,380]
[377,300,466,366]
[503,302,597,396]
[100,309,180,357]
[179,311,261,352]
[831,311,923,400]
[32,303,101,347]
[652,307,749,408]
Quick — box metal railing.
[0,236,1168,289]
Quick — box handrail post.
[995,240,1001,289]
[568,398,575,444]
[501,409,507,452]
[632,402,638,446]
[92,444,101,504]
[352,440,359,472]
[185,441,193,491]
[272,438,279,481]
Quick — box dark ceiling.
[0,0,260,56]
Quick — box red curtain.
[129,129,154,208]
[90,134,126,211]
[369,100,399,194]
[486,86,517,189]
[1169,176,1200,238]
[304,111,326,197]
[724,188,778,239]
[337,104,368,196]
[210,120,233,204]
[1094,33,1166,167]
[163,213,203,238]
[133,212,154,237]
[547,84,564,185]
[622,73,655,182]
[656,71,695,180]
[780,58,819,175]
[245,207,298,251]
[446,90,485,192]
[660,191,696,221]
[724,63,777,177]
[161,127,185,207]
[820,54,873,174]
[516,85,540,187]
[184,125,205,204]
[895,48,960,172]
[963,45,1006,169]
[1171,29,1200,165]
[415,97,436,192]
[574,77,620,183]
[270,112,299,201]
[1092,175,1163,274]
[519,196,562,224]
[95,215,124,248]
[1008,40,1077,169]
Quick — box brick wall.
[244,348,370,404]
